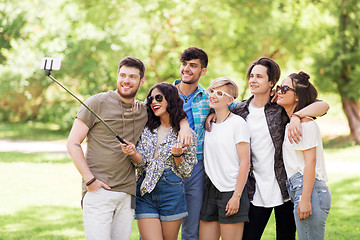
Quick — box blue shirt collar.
[173,79,207,97]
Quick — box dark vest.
[231,95,290,201]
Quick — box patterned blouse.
[134,126,197,196]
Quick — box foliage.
[0,0,71,124]
[312,0,360,100]
[310,0,360,143]
[0,0,359,133]
[0,1,27,63]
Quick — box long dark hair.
[289,71,318,113]
[146,82,187,133]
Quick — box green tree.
[2,0,356,134]
[0,1,26,63]
[0,0,74,125]
[312,0,360,143]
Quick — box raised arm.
[288,100,330,143]
[297,100,329,118]
[178,118,193,146]
[173,133,197,178]
[66,118,110,191]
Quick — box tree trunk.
[341,96,360,144]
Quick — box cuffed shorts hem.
[135,169,188,222]
[161,212,187,221]
[134,213,159,220]
[135,212,187,221]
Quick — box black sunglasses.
[276,85,295,94]
[147,94,164,104]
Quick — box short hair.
[208,77,239,99]
[246,57,281,88]
[180,47,208,68]
[118,56,145,79]
[146,82,187,133]
[288,71,318,113]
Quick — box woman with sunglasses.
[276,71,331,240]
[228,57,330,240]
[199,77,250,240]
[121,82,197,240]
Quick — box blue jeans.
[135,168,187,221]
[181,160,205,240]
[286,172,331,240]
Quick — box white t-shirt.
[247,103,283,207]
[283,119,328,182]
[204,114,250,192]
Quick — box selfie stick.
[43,59,126,144]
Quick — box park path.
[0,138,359,174]
[0,138,68,154]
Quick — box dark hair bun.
[298,71,310,81]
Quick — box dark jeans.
[243,201,296,240]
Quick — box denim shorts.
[286,172,331,240]
[200,176,250,224]
[134,168,187,221]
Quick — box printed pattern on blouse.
[133,126,197,196]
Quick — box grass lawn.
[0,150,359,239]
[0,119,359,239]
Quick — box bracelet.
[234,189,241,198]
[172,153,184,158]
[86,177,96,186]
[291,113,302,119]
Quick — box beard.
[117,89,137,99]
[117,83,140,99]
[181,71,201,85]
[181,79,199,85]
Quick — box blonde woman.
[199,77,250,240]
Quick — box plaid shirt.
[174,79,211,162]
